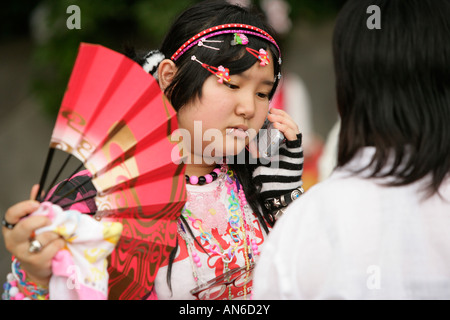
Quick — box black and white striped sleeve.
[252,133,304,201]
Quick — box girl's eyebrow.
[235,73,274,86]
[261,79,275,87]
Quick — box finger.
[269,119,299,141]
[31,238,66,267]
[30,184,40,201]
[268,109,295,123]
[267,113,299,135]
[268,107,288,116]
[272,122,298,141]
[4,200,40,226]
[19,238,65,287]
[269,108,300,128]
[11,233,62,262]
[269,107,298,122]
[34,231,62,248]
[3,225,50,259]
[22,236,65,264]
[12,216,52,242]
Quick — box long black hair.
[127,0,282,294]
[333,0,450,196]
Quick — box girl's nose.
[235,93,256,119]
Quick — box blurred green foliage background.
[1,0,343,118]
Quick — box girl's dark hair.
[129,0,282,295]
[333,0,450,196]
[158,0,280,226]
[159,0,281,111]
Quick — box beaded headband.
[170,23,282,64]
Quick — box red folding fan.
[36,43,187,299]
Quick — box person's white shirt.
[253,147,450,299]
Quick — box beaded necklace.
[179,164,259,300]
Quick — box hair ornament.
[142,50,165,79]
[170,23,281,62]
[231,33,249,46]
[246,48,270,66]
[191,55,231,83]
[198,37,223,51]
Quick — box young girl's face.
[177,54,275,162]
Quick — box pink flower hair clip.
[191,56,231,83]
[230,33,249,46]
[246,48,270,66]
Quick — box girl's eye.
[224,82,239,90]
[257,92,269,99]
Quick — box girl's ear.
[158,59,177,91]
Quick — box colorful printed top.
[154,167,268,300]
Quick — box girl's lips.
[226,127,249,139]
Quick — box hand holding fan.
[36,43,187,299]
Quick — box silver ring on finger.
[29,239,43,254]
